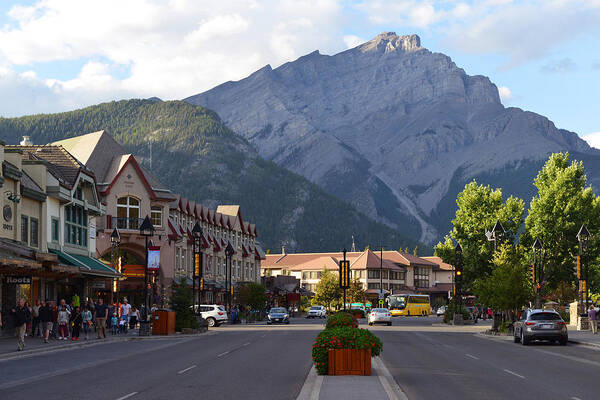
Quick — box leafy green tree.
[170,278,199,331]
[473,244,533,317]
[313,268,341,310]
[435,180,525,287]
[237,282,267,310]
[525,153,600,292]
[347,278,366,303]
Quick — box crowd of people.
[1,296,143,351]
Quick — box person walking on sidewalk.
[57,304,70,340]
[70,307,83,341]
[95,298,108,339]
[11,298,31,351]
[589,305,598,334]
[31,300,41,337]
[82,306,92,340]
[40,301,53,343]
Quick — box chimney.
[20,136,33,146]
[282,245,286,255]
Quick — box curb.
[0,331,214,362]
[568,339,600,348]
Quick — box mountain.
[186,32,600,244]
[0,99,425,253]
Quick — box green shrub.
[559,310,570,324]
[326,312,358,329]
[443,303,470,323]
[312,327,383,375]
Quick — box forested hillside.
[0,99,426,253]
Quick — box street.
[0,316,598,400]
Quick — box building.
[262,249,453,305]
[52,130,265,306]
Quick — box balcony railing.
[111,217,143,230]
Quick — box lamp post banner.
[147,246,161,270]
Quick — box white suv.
[198,305,228,327]
[306,305,327,319]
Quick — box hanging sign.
[6,276,32,284]
[147,246,161,270]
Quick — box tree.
[313,268,341,310]
[237,282,267,310]
[347,278,366,303]
[170,278,199,331]
[473,244,533,318]
[434,180,525,287]
[525,153,600,292]
[413,246,418,256]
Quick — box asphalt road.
[0,322,319,400]
[375,317,600,400]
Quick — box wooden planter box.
[328,348,371,376]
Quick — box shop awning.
[49,249,120,278]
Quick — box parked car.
[514,309,568,346]
[197,305,228,327]
[368,308,392,326]
[267,307,290,324]
[306,305,327,319]
[436,306,447,317]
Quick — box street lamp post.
[577,224,591,316]
[532,238,543,308]
[192,221,203,311]
[110,227,121,307]
[139,215,155,321]
[225,242,235,312]
[486,220,506,251]
[454,242,463,325]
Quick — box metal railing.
[111,217,143,230]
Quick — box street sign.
[194,253,200,276]
[379,299,384,306]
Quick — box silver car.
[267,307,290,324]
[306,305,327,319]
[514,309,568,346]
[368,308,392,326]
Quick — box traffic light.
[576,255,581,279]
[455,263,462,279]
[530,264,535,283]
[200,277,204,291]
[339,260,350,289]
[194,253,200,276]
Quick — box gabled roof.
[289,256,340,271]
[422,256,454,271]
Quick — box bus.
[387,294,431,316]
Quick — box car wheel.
[521,331,529,346]
[207,317,216,327]
[513,332,520,343]
[388,322,392,326]
[368,322,373,326]
[407,311,410,316]
[559,338,568,346]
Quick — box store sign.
[89,281,106,289]
[147,246,161,270]
[6,276,32,284]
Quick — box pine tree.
[171,278,199,331]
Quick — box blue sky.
[0,0,598,145]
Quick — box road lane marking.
[374,357,409,400]
[116,392,138,400]
[243,342,251,346]
[503,369,525,379]
[571,397,582,400]
[177,365,197,374]
[217,351,230,357]
[465,354,479,360]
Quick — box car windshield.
[373,308,388,313]
[530,312,561,321]
[270,308,286,314]
[309,306,321,310]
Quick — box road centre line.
[115,392,138,400]
[217,351,230,357]
[503,369,525,379]
[465,354,479,360]
[571,397,582,400]
[177,365,197,374]
[243,342,251,346]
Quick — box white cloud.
[343,35,365,49]
[582,132,600,149]
[540,58,578,74]
[497,86,512,103]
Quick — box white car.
[368,308,392,326]
[307,305,327,319]
[197,304,228,327]
[436,306,447,317]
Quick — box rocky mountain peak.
[357,32,422,54]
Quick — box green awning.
[49,249,120,277]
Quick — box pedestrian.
[82,306,92,340]
[121,298,131,328]
[31,300,41,337]
[72,293,80,309]
[111,313,118,335]
[57,304,70,340]
[50,301,58,339]
[95,298,108,339]
[70,307,82,341]
[119,313,128,334]
[589,305,598,334]
[25,301,32,336]
[129,306,140,330]
[39,301,53,343]
[11,298,31,351]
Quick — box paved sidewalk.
[296,357,407,400]
[567,329,600,347]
